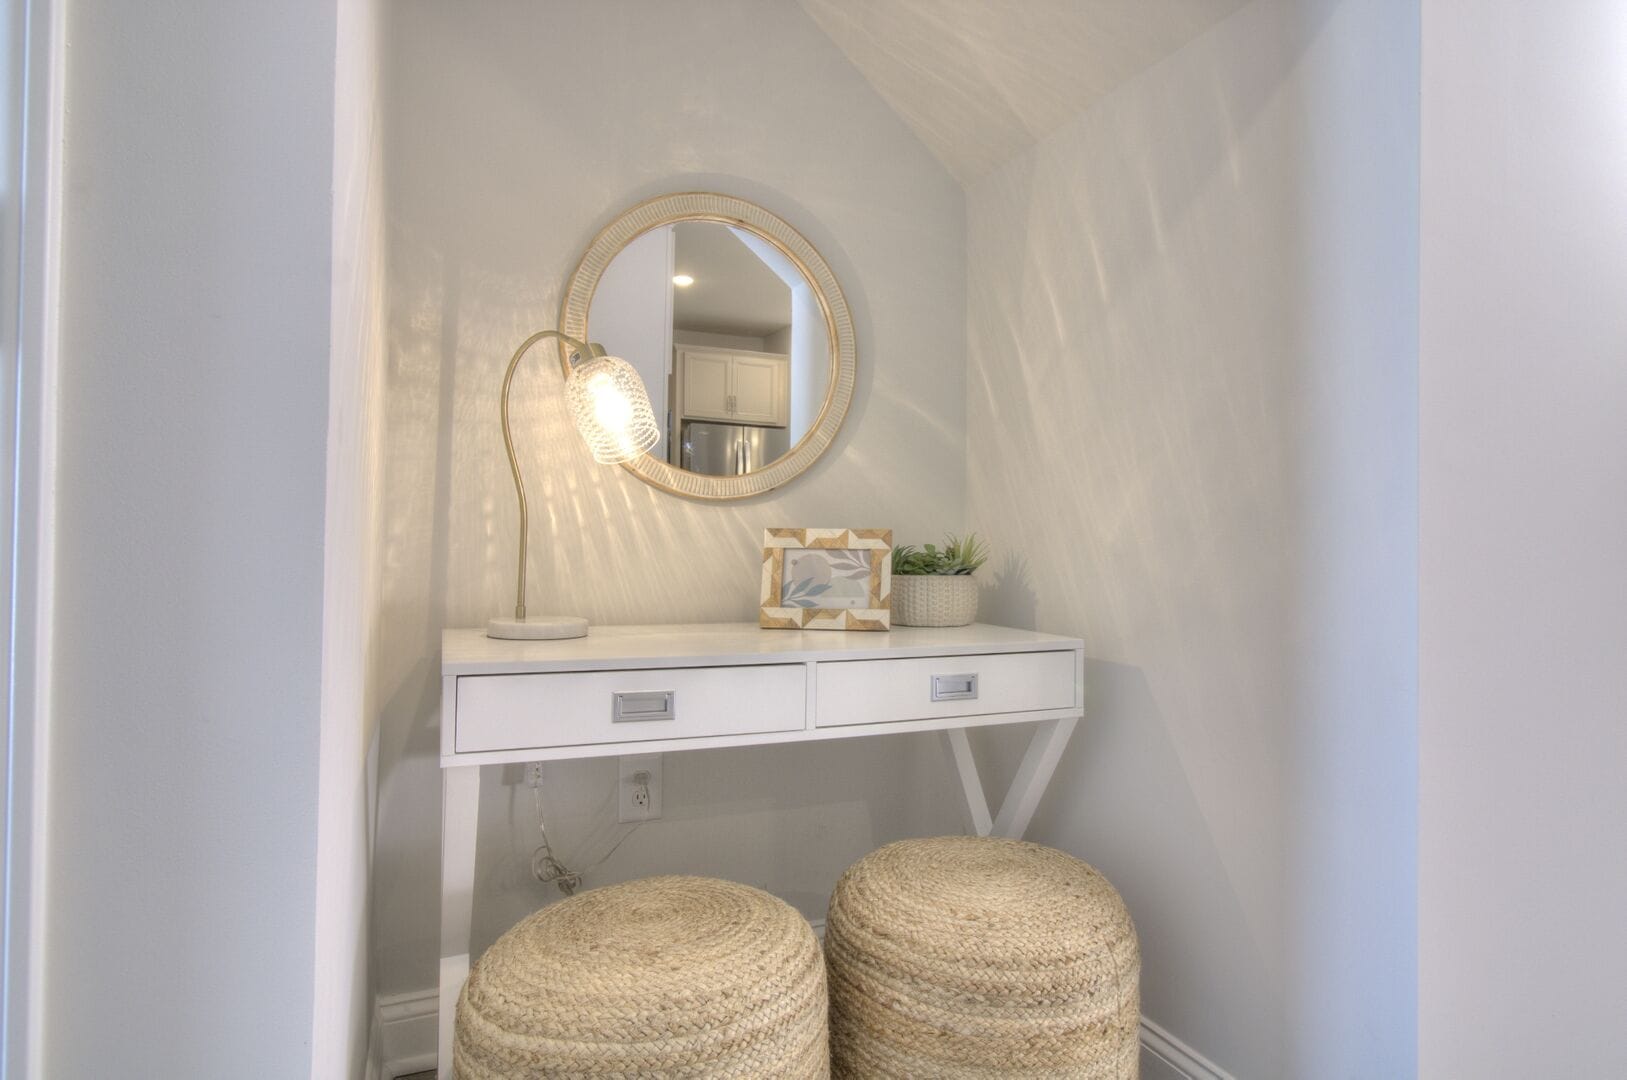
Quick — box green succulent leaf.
[891,533,992,576]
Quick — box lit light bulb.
[672,274,694,287]
[588,372,634,433]
[565,354,659,464]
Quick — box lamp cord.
[530,776,642,897]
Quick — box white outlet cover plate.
[618,753,662,822]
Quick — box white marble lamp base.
[486,614,589,640]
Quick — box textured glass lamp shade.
[564,355,660,464]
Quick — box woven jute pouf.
[455,875,828,1078]
[825,837,1140,1079]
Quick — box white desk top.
[442,622,1082,674]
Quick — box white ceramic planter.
[890,575,979,627]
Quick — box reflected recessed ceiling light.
[672,274,694,287]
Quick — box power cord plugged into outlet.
[523,758,652,896]
[618,754,662,822]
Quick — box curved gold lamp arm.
[499,329,605,621]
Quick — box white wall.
[728,226,830,443]
[1419,2,1627,1074]
[589,226,673,460]
[787,284,827,444]
[675,329,768,351]
[763,326,792,357]
[49,1,339,1073]
[314,0,388,1075]
[373,0,967,999]
[965,0,1418,1074]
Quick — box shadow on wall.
[958,656,1282,1074]
[1030,659,1283,1065]
[980,552,1037,633]
[964,0,1417,1075]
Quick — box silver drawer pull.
[612,690,676,723]
[931,674,979,702]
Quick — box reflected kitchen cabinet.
[676,346,789,427]
[680,349,734,422]
[726,352,788,426]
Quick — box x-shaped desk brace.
[942,716,1078,838]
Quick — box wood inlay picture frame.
[760,528,892,631]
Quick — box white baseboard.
[363,1002,383,1080]
[1140,1015,1234,1080]
[374,987,439,1079]
[375,980,1226,1080]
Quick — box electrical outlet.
[525,762,545,788]
[618,754,662,822]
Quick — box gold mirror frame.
[560,192,856,501]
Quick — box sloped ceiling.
[672,223,792,337]
[799,0,1250,186]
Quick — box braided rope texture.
[889,575,979,627]
[825,837,1140,1078]
[456,876,829,1078]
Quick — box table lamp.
[487,330,659,640]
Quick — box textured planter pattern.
[891,574,978,627]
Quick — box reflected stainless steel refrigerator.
[680,420,791,475]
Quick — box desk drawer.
[814,651,1075,728]
[456,664,806,752]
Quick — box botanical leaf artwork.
[780,548,872,608]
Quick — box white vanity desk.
[437,621,1085,1076]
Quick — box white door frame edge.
[3,1,63,1076]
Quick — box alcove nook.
[359,3,1417,1077]
[33,2,1627,1079]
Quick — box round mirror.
[560,193,856,500]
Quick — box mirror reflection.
[588,221,831,477]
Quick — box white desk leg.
[439,765,480,1079]
[991,717,1078,839]
[942,729,994,836]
